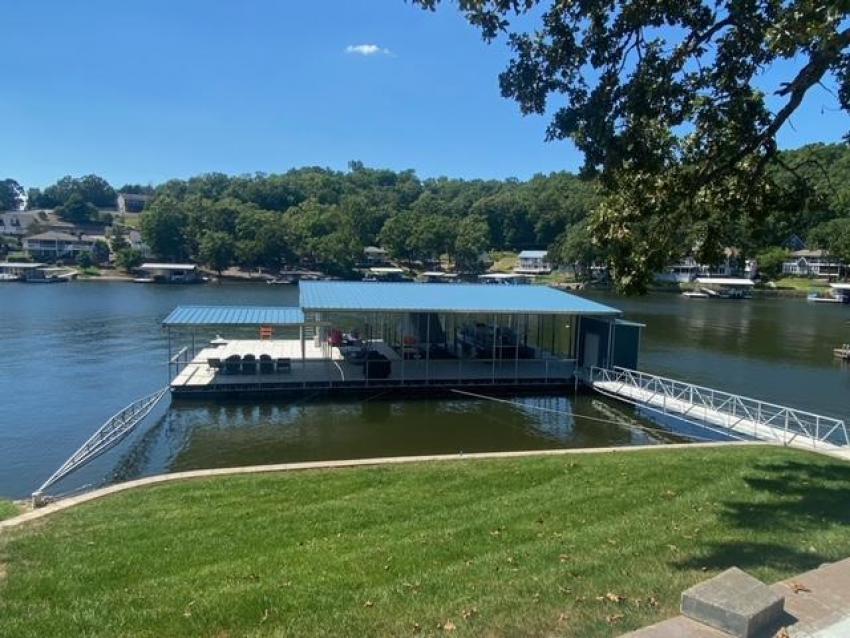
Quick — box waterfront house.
[0,211,47,236]
[362,246,388,266]
[137,262,201,283]
[781,250,845,278]
[164,281,642,398]
[116,193,153,214]
[656,248,753,283]
[22,231,98,261]
[514,250,552,275]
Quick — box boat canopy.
[695,278,755,286]
[163,306,306,326]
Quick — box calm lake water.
[0,282,847,498]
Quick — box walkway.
[590,367,850,460]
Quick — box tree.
[140,197,189,260]
[551,220,606,279]
[755,247,790,280]
[454,215,490,273]
[76,251,93,269]
[116,248,143,271]
[56,194,100,224]
[110,225,130,252]
[198,231,236,277]
[414,1,850,293]
[92,240,110,265]
[809,218,850,264]
[34,175,116,209]
[0,179,25,211]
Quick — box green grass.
[1,447,849,637]
[0,500,18,521]
[77,266,101,277]
[489,250,517,272]
[771,276,831,292]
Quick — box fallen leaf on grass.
[606,614,624,624]
[443,620,456,632]
[605,592,626,603]
[559,554,570,562]
[462,607,478,620]
[363,600,374,608]
[260,608,270,624]
[557,612,569,623]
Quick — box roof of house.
[517,250,548,259]
[162,306,305,326]
[24,231,91,242]
[363,246,387,254]
[695,277,755,286]
[299,281,620,315]
[790,249,830,258]
[118,193,153,200]
[0,262,46,269]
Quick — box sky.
[1,0,847,189]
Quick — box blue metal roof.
[162,305,306,326]
[518,250,548,258]
[299,281,620,315]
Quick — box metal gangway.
[33,387,169,505]
[589,366,849,456]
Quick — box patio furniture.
[276,358,291,373]
[242,354,257,375]
[259,354,274,374]
[224,354,241,375]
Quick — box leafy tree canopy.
[414,0,850,292]
[0,179,25,211]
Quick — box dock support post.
[492,314,497,384]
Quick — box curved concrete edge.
[1,441,769,531]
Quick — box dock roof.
[299,281,620,315]
[163,306,305,326]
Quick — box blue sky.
[1,0,847,189]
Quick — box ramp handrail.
[590,366,848,449]
[33,387,169,504]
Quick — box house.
[22,231,98,261]
[0,211,47,236]
[656,248,751,283]
[116,193,153,214]
[514,250,552,275]
[782,234,806,252]
[127,230,152,257]
[362,246,388,266]
[782,250,845,278]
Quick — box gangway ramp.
[589,367,849,458]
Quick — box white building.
[514,250,551,275]
[362,246,388,266]
[781,250,844,278]
[138,262,201,283]
[0,211,44,236]
[116,193,153,214]
[22,231,98,261]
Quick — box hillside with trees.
[4,143,850,279]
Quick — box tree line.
[2,143,850,279]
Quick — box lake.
[0,282,847,499]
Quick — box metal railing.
[33,387,169,505]
[589,366,848,449]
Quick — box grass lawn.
[489,250,517,272]
[1,447,849,637]
[0,500,18,521]
[771,277,830,292]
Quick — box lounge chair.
[207,357,222,371]
[224,355,241,375]
[259,354,274,374]
[242,354,257,375]
[276,358,291,373]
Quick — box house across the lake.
[514,250,552,275]
[362,246,389,266]
[22,231,98,261]
[165,281,642,399]
[116,193,153,214]
[782,250,845,278]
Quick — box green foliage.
[140,197,189,261]
[551,220,605,279]
[756,247,791,279]
[198,231,236,275]
[0,499,17,521]
[0,178,25,211]
[115,248,143,272]
[76,251,93,269]
[414,1,850,293]
[29,174,115,209]
[92,240,110,265]
[808,217,850,263]
[110,225,129,252]
[454,215,490,272]
[55,194,100,224]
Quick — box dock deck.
[171,338,576,397]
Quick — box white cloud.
[345,44,392,56]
